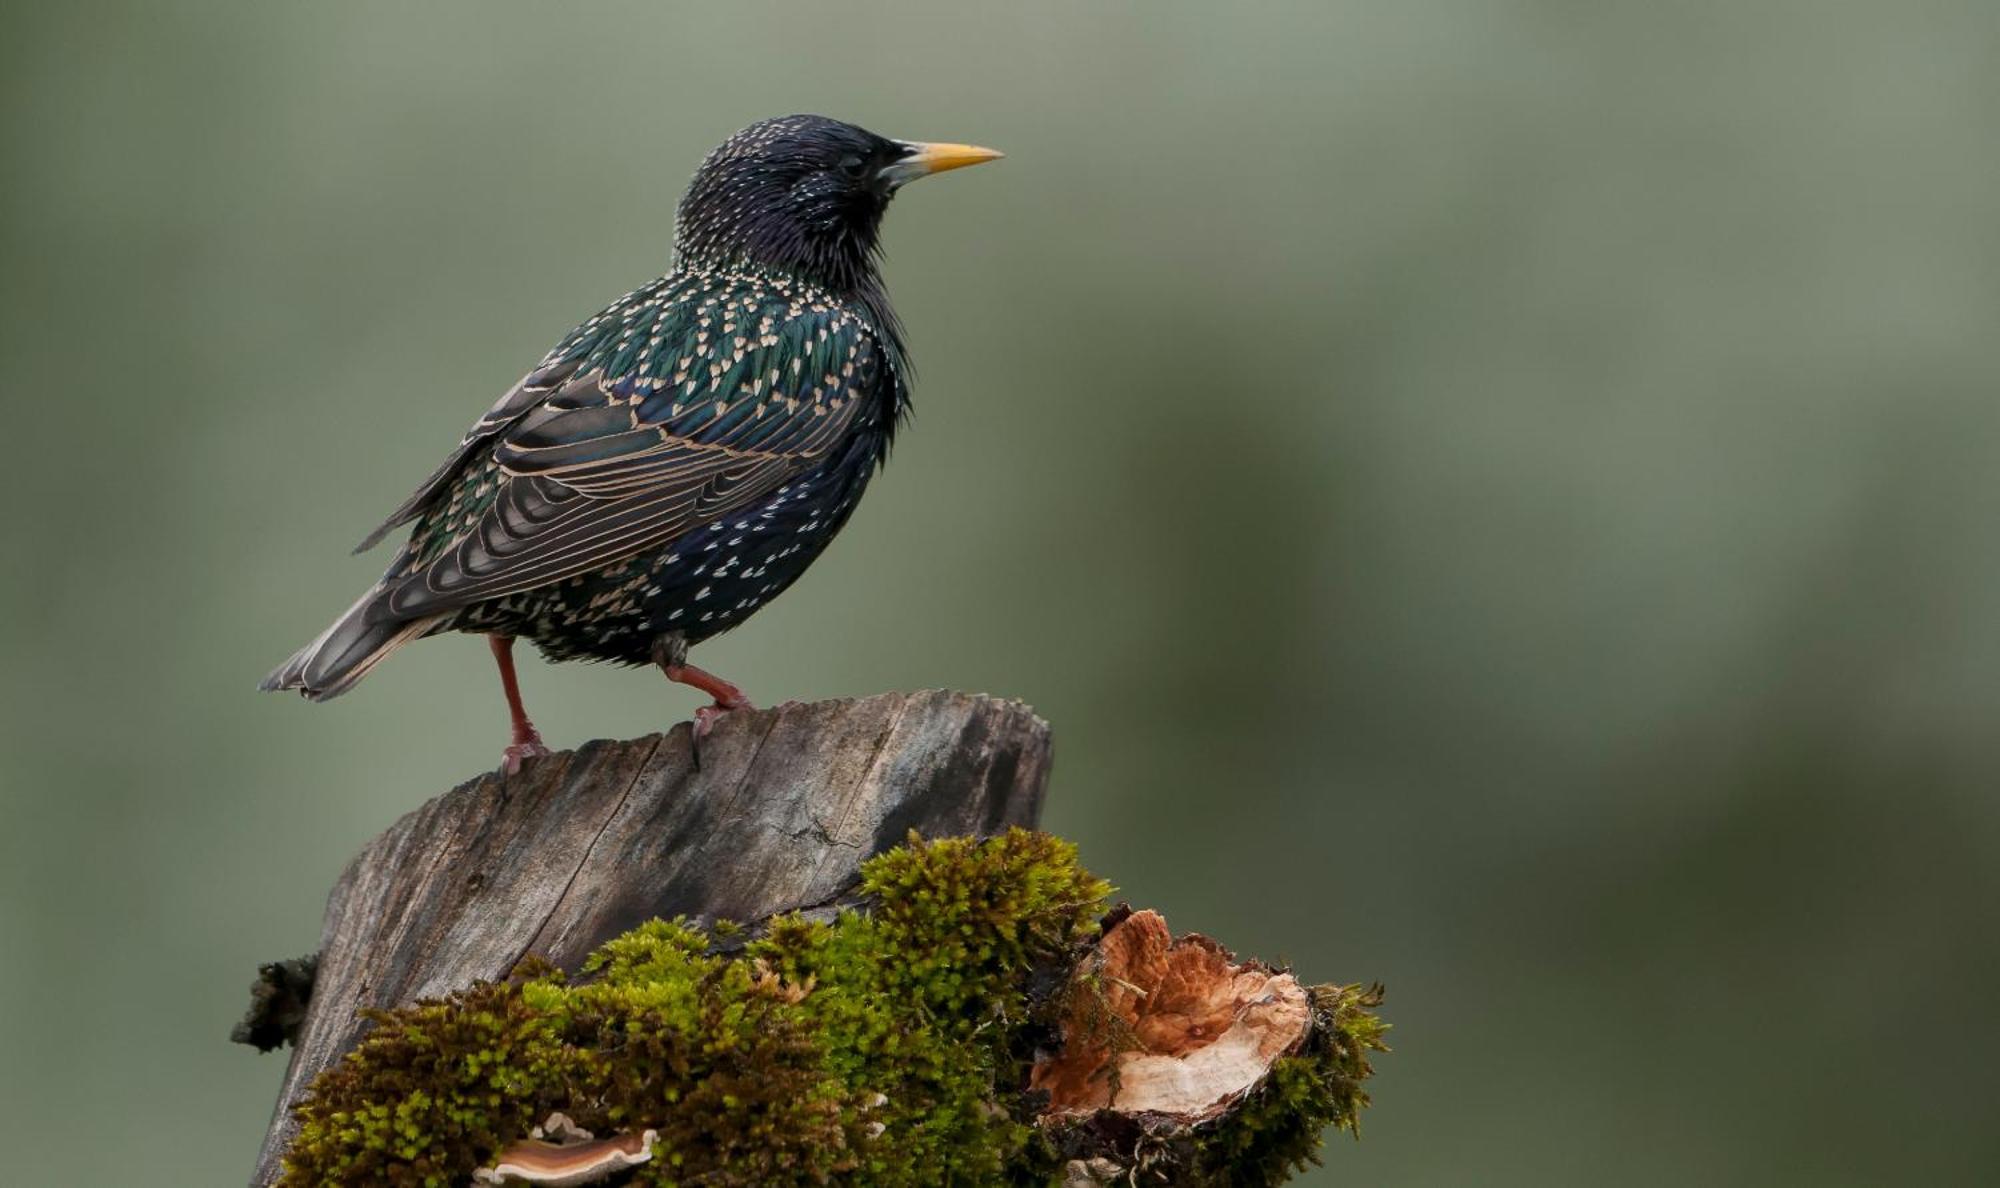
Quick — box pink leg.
[662,661,755,739]
[490,635,550,774]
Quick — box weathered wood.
[250,690,1050,1186]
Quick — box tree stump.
[247,690,1052,1186]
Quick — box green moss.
[283,831,1108,1187]
[280,831,1383,1187]
[1184,983,1391,1187]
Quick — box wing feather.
[352,357,584,553]
[377,284,881,620]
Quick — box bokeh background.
[4,2,1998,1183]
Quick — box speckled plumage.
[393,268,894,665]
[263,116,997,710]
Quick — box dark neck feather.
[672,162,911,434]
[676,214,907,383]
[672,163,877,288]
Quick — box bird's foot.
[663,663,754,735]
[691,696,754,740]
[500,734,551,776]
[687,694,752,772]
[658,659,754,768]
[691,703,729,740]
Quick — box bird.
[261,115,1002,772]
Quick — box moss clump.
[282,830,1109,1187]
[281,831,1384,1187]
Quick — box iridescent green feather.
[400,271,882,583]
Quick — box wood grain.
[249,690,1050,1186]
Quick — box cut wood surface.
[249,690,1051,1186]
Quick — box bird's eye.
[837,155,867,179]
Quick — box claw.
[688,702,745,771]
[660,659,754,771]
[692,704,734,738]
[500,737,551,776]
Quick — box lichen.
[279,831,1382,1187]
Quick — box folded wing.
[372,293,881,623]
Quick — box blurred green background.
[4,2,1998,1184]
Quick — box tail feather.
[260,585,444,701]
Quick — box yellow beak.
[884,141,1005,185]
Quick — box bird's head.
[673,115,1002,294]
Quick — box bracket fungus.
[1029,907,1388,1185]
[1032,908,1313,1121]
[472,1114,658,1186]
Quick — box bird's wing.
[352,357,585,554]
[373,294,882,621]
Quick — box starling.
[262,115,1002,770]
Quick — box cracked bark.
[246,690,1051,1187]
